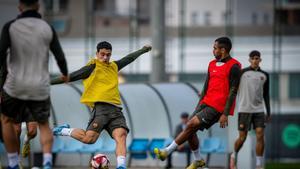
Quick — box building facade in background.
[1,0,299,37]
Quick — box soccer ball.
[90,153,110,169]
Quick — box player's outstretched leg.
[52,124,70,136]
[155,116,201,162]
[153,140,180,161]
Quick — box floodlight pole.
[85,0,95,63]
[179,0,186,73]
[272,0,282,161]
[129,0,140,73]
[150,0,166,83]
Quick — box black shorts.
[86,102,129,138]
[238,112,265,131]
[192,104,222,131]
[13,108,35,123]
[1,90,50,123]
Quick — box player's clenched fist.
[142,45,152,52]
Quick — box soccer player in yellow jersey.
[52,41,151,169]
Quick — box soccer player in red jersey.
[154,37,241,169]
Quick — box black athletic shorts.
[86,102,129,138]
[1,90,50,123]
[238,112,265,131]
[13,108,35,123]
[192,104,222,131]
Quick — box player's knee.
[113,132,127,145]
[185,126,196,134]
[84,140,96,144]
[115,132,127,142]
[186,121,198,131]
[256,133,264,142]
[83,136,97,144]
[120,132,127,139]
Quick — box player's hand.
[219,114,228,128]
[143,45,152,52]
[265,114,271,123]
[61,75,70,83]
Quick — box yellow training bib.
[80,59,121,107]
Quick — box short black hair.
[97,41,112,52]
[249,50,261,58]
[181,112,189,118]
[215,37,232,53]
[20,0,38,6]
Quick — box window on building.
[289,73,300,99]
[94,0,105,11]
[59,0,68,10]
[138,0,150,22]
[204,11,211,26]
[43,0,69,13]
[263,13,269,25]
[93,0,115,13]
[49,20,67,33]
[191,11,198,26]
[287,0,300,3]
[252,12,258,25]
[277,9,300,26]
[222,11,227,24]
[43,0,53,11]
[270,74,279,99]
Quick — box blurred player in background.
[52,41,152,169]
[230,50,270,169]
[0,0,69,168]
[154,37,241,169]
[0,62,38,167]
